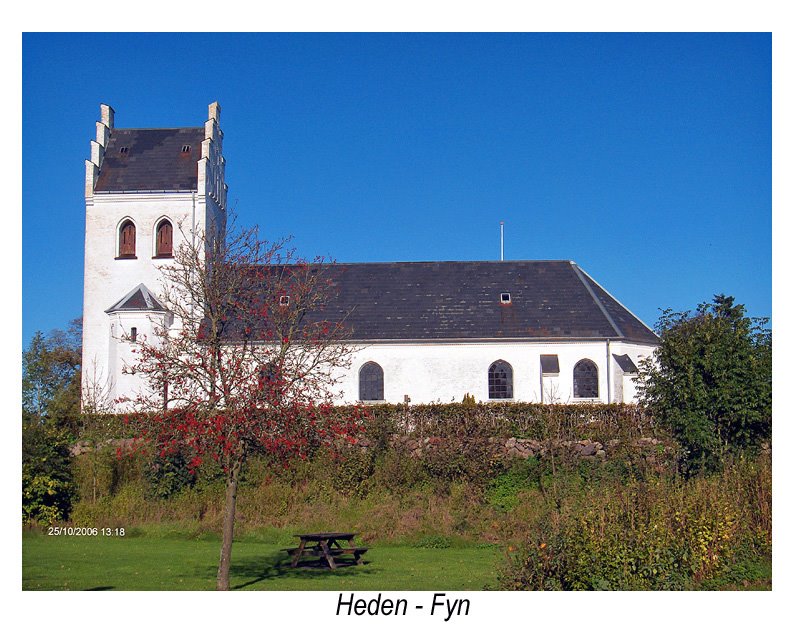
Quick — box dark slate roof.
[613,354,639,373]
[105,284,167,314]
[576,268,659,344]
[241,261,658,344]
[95,127,205,192]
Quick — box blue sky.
[22,32,772,346]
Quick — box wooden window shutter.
[156,220,173,257]
[119,220,136,257]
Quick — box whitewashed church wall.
[333,341,657,405]
[622,375,639,404]
[95,334,655,409]
[82,192,213,400]
[612,341,654,404]
[106,310,172,405]
[611,366,625,404]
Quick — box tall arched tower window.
[155,219,173,257]
[573,359,599,398]
[118,219,136,258]
[359,362,384,401]
[488,360,513,399]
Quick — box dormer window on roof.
[119,146,129,154]
[181,145,191,153]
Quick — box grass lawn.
[22,530,502,591]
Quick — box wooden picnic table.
[287,532,368,570]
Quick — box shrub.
[329,448,376,497]
[637,295,771,474]
[145,450,198,499]
[22,424,75,524]
[372,449,427,490]
[486,458,540,511]
[499,455,771,590]
[73,444,144,503]
[414,535,452,549]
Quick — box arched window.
[573,359,599,398]
[118,219,136,258]
[359,362,384,401]
[155,219,173,257]
[488,360,513,399]
[257,362,283,404]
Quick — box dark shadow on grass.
[222,551,373,590]
[84,586,115,591]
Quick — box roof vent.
[500,292,511,304]
[181,145,191,153]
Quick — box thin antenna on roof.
[500,221,505,261]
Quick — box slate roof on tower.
[232,260,659,344]
[94,127,205,192]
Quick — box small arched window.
[573,359,599,398]
[155,219,173,257]
[257,362,283,404]
[359,362,384,401]
[488,360,513,399]
[118,219,136,258]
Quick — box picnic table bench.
[286,532,368,569]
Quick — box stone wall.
[355,433,670,464]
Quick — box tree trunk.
[216,460,241,591]
[92,459,97,504]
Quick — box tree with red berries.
[123,218,363,590]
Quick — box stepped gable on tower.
[84,101,227,208]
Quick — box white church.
[81,102,658,408]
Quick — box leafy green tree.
[637,295,771,473]
[22,424,75,524]
[22,319,82,432]
[22,320,82,523]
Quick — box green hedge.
[336,401,655,442]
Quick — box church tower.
[82,102,227,407]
